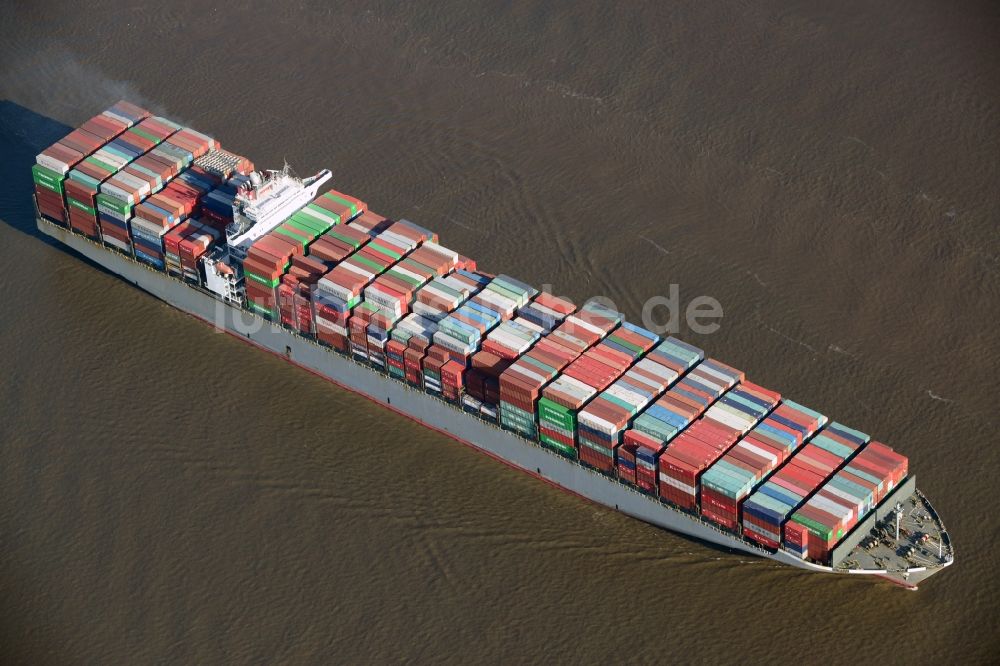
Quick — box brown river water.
[1,1,998,663]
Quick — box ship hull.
[37,217,945,588]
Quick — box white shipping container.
[713,401,758,427]
[130,216,172,237]
[509,363,546,386]
[113,170,150,193]
[564,315,604,338]
[433,331,476,355]
[378,230,418,251]
[607,384,648,409]
[487,282,529,308]
[689,372,727,394]
[527,301,563,322]
[300,205,336,226]
[317,282,357,302]
[412,301,448,321]
[364,286,403,310]
[100,183,139,206]
[551,375,598,402]
[737,441,779,466]
[636,357,677,381]
[622,370,663,394]
[501,320,537,340]
[511,316,544,335]
[490,331,531,355]
[36,152,75,174]
[341,261,375,281]
[473,289,516,317]
[93,148,129,170]
[390,265,426,285]
[705,406,752,433]
[578,410,616,435]
[808,495,853,523]
[440,275,474,297]
[699,364,739,386]
[421,241,459,262]
[823,484,866,511]
[102,234,131,252]
[101,109,134,127]
[659,473,696,496]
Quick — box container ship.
[31,101,955,589]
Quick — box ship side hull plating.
[37,217,948,588]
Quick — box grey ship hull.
[38,218,950,589]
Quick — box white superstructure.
[202,166,332,301]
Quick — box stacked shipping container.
[700,400,827,530]
[576,323,664,471]
[787,442,908,560]
[616,338,704,488]
[535,303,624,455]
[629,357,738,493]
[657,380,779,510]
[33,101,239,276]
[499,327,580,439]
[741,423,870,549]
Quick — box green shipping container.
[129,126,162,145]
[32,164,64,193]
[95,193,132,216]
[351,254,385,274]
[248,301,276,318]
[246,272,281,288]
[540,434,575,456]
[67,198,97,216]
[325,227,363,249]
[790,513,833,541]
[274,227,309,251]
[608,334,643,356]
[537,398,576,430]
[304,204,340,226]
[322,192,360,218]
[67,169,101,189]
[368,241,402,260]
[83,155,119,175]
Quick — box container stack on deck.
[659,376,781,510]
[615,339,704,486]
[32,103,150,223]
[367,238,460,368]
[536,304,624,456]
[406,271,490,388]
[101,127,218,259]
[245,235,296,317]
[498,324,580,439]
[72,114,177,239]
[575,324,662,471]
[33,102,245,277]
[699,401,827,530]
[627,357,735,493]
[786,441,908,560]
[433,274,531,366]
[655,381,779,510]
[313,222,376,347]
[741,423,870,549]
